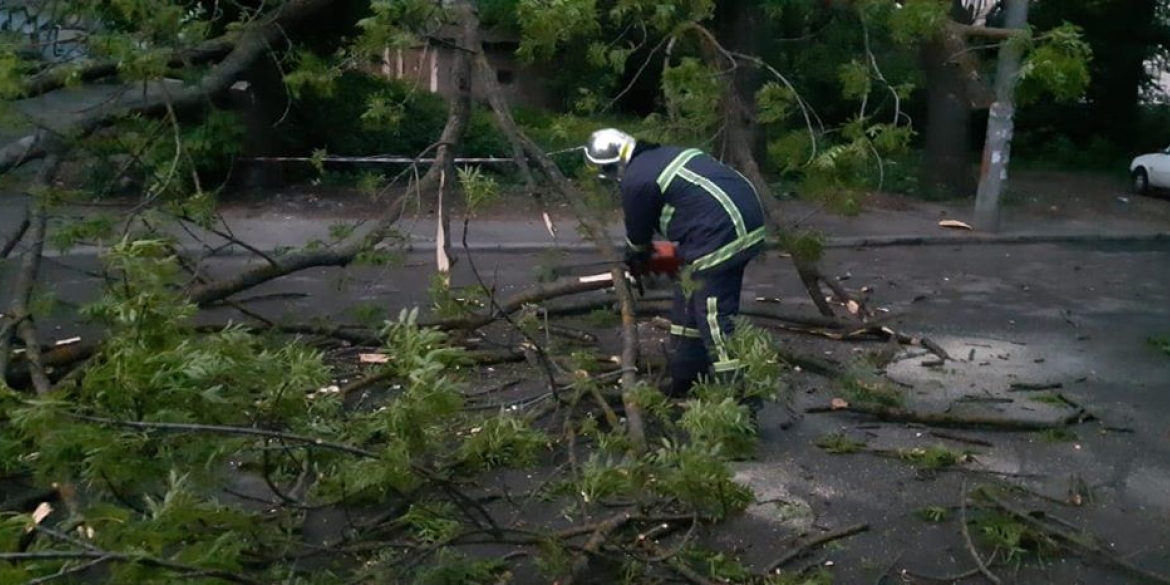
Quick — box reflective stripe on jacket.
[621,146,766,271]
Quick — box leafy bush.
[285,70,509,160]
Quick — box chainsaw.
[548,241,682,292]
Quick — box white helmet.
[584,128,636,179]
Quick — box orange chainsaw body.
[647,241,681,276]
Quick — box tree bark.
[920,37,975,200]
[697,24,840,317]
[416,2,476,196]
[974,0,1030,232]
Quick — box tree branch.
[807,402,1093,430]
[0,0,335,175]
[20,38,236,99]
[960,481,1002,584]
[0,551,263,585]
[1,213,30,260]
[188,195,407,306]
[64,414,379,459]
[0,157,59,385]
[763,523,869,573]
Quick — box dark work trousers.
[667,251,755,397]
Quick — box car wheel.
[1132,168,1150,194]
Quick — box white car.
[1130,147,1170,194]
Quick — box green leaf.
[839,59,871,100]
[755,82,796,125]
[889,0,950,45]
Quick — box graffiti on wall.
[0,1,90,61]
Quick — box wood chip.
[830,398,849,410]
[26,502,52,532]
[53,336,82,346]
[359,353,391,364]
[939,219,974,230]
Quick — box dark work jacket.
[621,146,766,272]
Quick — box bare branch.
[0,157,59,384]
[960,481,1002,584]
[1,212,30,260]
[0,550,263,585]
[64,413,380,459]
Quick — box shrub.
[285,70,508,159]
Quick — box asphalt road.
[6,237,1169,582]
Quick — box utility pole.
[973,0,1030,232]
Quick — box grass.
[1148,335,1170,357]
[815,433,867,454]
[897,444,967,470]
[915,506,950,523]
[1029,392,1066,405]
[839,370,905,409]
[972,510,1059,566]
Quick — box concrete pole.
[973,0,1030,232]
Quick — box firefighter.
[583,128,767,407]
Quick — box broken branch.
[806,402,1092,430]
[960,482,1001,584]
[764,523,869,573]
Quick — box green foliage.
[516,0,601,61]
[725,319,787,403]
[1147,335,1170,357]
[779,229,824,264]
[586,307,620,327]
[915,506,950,523]
[646,57,723,145]
[766,568,835,585]
[767,130,817,175]
[402,502,463,544]
[412,551,509,585]
[428,273,488,318]
[679,393,756,459]
[289,71,442,156]
[756,82,798,125]
[974,510,1058,565]
[839,59,872,101]
[458,413,550,470]
[1017,23,1093,106]
[898,444,966,469]
[284,50,343,99]
[649,441,754,517]
[839,367,904,408]
[458,165,501,213]
[888,0,951,45]
[49,215,117,253]
[1029,392,1065,405]
[680,547,751,582]
[816,432,866,454]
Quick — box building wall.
[384,40,554,111]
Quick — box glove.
[624,244,652,276]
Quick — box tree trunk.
[920,37,974,200]
[713,1,766,164]
[416,1,475,196]
[973,0,1030,232]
